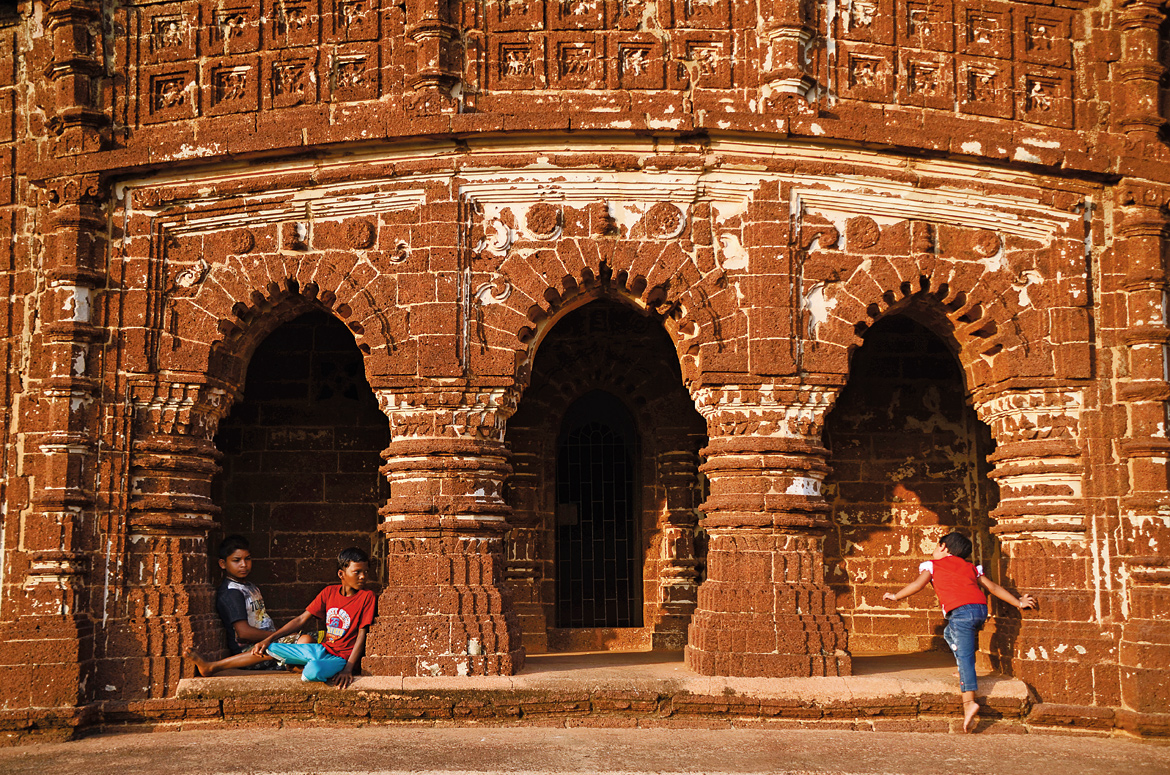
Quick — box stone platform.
[99,651,1050,736]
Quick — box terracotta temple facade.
[0,0,1169,740]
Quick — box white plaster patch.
[802,283,836,339]
[785,477,822,497]
[961,141,982,154]
[1013,147,1042,164]
[718,233,748,271]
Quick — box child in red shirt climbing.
[252,546,377,688]
[884,531,1035,733]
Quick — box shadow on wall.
[209,310,390,626]
[822,314,999,656]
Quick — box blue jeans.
[266,642,348,683]
[943,603,987,693]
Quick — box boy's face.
[933,542,951,561]
[339,560,369,592]
[220,548,252,580]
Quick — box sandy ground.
[1,726,1167,775]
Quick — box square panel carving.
[1018,67,1072,128]
[669,0,732,30]
[549,34,604,88]
[610,35,665,89]
[611,0,650,30]
[957,55,1012,118]
[669,32,733,89]
[958,0,1011,59]
[837,43,895,103]
[550,0,607,30]
[264,49,320,108]
[141,64,199,124]
[205,57,260,115]
[205,0,261,54]
[267,0,321,48]
[327,43,380,101]
[489,34,544,89]
[329,0,380,42]
[487,0,546,32]
[898,50,953,109]
[1015,8,1072,68]
[839,0,894,46]
[143,2,200,63]
[897,0,953,52]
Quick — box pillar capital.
[694,384,840,531]
[974,385,1087,541]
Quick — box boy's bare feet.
[185,647,213,677]
[962,699,980,732]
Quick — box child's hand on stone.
[883,592,898,602]
[1018,594,1036,609]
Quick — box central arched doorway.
[505,298,707,653]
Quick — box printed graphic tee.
[306,584,377,660]
[919,556,988,614]
[216,578,276,654]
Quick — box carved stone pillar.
[1116,0,1168,143]
[1114,181,1170,727]
[363,386,524,676]
[502,435,551,653]
[975,387,1107,704]
[405,0,462,115]
[3,176,106,712]
[43,0,110,156]
[685,385,850,677]
[756,0,819,113]
[98,379,230,699]
[648,447,702,650]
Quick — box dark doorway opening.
[211,310,390,625]
[555,390,643,628]
[823,314,997,655]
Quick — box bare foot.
[962,699,980,733]
[185,647,213,677]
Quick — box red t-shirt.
[921,556,987,614]
[306,585,377,660]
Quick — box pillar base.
[364,531,525,676]
[684,531,850,678]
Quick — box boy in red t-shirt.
[884,531,1036,732]
[253,547,377,688]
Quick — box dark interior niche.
[822,315,998,655]
[211,310,390,625]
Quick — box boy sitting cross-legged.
[252,546,377,688]
[187,534,313,676]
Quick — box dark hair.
[338,546,370,570]
[940,531,973,560]
[218,534,250,559]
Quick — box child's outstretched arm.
[251,610,313,656]
[330,626,368,689]
[233,619,275,644]
[883,570,932,603]
[978,576,1036,610]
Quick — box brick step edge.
[2,696,1168,744]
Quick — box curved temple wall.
[0,0,1168,739]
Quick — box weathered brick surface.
[1,0,1169,741]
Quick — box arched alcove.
[822,315,998,656]
[210,310,391,626]
[505,298,707,653]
